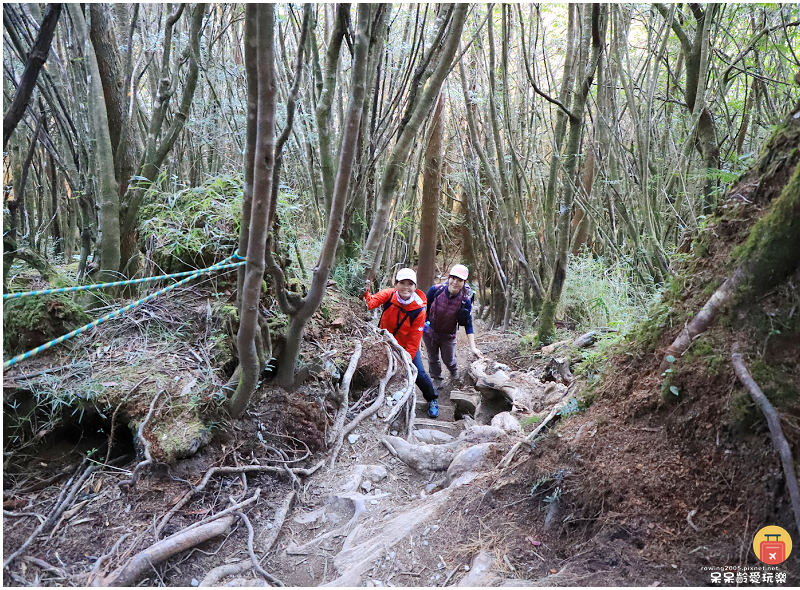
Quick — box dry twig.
[3,458,97,569]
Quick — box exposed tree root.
[198,559,254,587]
[732,344,800,534]
[382,330,418,436]
[286,490,388,555]
[327,341,362,447]
[156,461,310,538]
[196,489,294,586]
[98,516,237,586]
[86,533,132,585]
[660,268,746,372]
[329,343,395,467]
[238,511,285,586]
[119,390,165,490]
[260,489,296,555]
[498,384,576,470]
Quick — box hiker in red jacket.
[363,268,439,418]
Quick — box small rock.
[363,465,388,482]
[423,540,429,546]
[447,443,497,484]
[425,483,437,493]
[348,434,361,444]
[361,480,373,493]
[390,430,398,436]
[370,499,378,505]
[491,412,521,434]
[191,579,199,587]
[392,392,403,401]
[266,523,273,529]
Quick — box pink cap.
[395,268,417,284]
[449,264,469,280]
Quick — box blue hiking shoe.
[428,399,439,418]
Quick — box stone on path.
[491,411,521,434]
[447,443,498,484]
[458,551,498,586]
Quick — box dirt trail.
[4,301,798,587]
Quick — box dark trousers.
[422,331,457,378]
[412,349,437,402]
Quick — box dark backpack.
[380,296,424,336]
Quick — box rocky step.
[415,399,455,422]
[413,417,463,436]
[449,388,481,418]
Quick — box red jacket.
[364,288,427,357]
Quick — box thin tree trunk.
[67,3,121,283]
[3,4,61,149]
[314,4,348,220]
[362,4,467,280]
[538,4,604,344]
[230,5,279,419]
[274,4,373,388]
[541,5,577,274]
[417,93,445,292]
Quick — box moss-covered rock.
[3,294,91,356]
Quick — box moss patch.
[3,294,91,356]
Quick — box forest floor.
[3,264,798,587]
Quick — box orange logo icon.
[753,526,792,565]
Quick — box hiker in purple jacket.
[422,264,482,382]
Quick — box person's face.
[395,279,416,300]
[447,275,465,295]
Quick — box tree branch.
[3,3,62,149]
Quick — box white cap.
[449,264,469,280]
[395,268,417,284]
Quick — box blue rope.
[3,260,246,370]
[3,251,244,300]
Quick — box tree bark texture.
[67,3,121,283]
[89,3,139,198]
[538,4,604,344]
[230,4,278,419]
[314,4,348,220]
[417,92,445,292]
[275,4,373,388]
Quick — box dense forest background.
[3,2,800,393]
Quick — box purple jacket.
[425,284,473,339]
